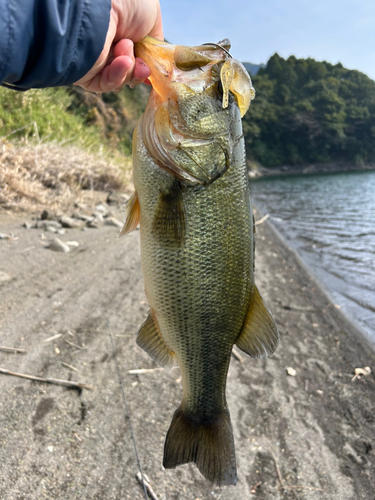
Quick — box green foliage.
[0,84,149,158]
[243,55,375,167]
[0,87,101,149]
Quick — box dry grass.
[0,141,131,213]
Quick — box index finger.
[148,2,164,41]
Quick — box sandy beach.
[0,202,374,500]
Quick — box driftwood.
[0,367,94,390]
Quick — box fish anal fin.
[152,182,186,248]
[119,191,140,237]
[163,405,237,486]
[235,285,279,358]
[136,311,176,368]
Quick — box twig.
[136,472,159,500]
[0,121,39,142]
[272,454,283,486]
[231,348,244,363]
[250,481,262,494]
[0,367,94,390]
[65,339,84,349]
[44,334,62,343]
[129,368,164,374]
[20,245,35,253]
[0,346,27,354]
[254,213,270,225]
[281,485,326,492]
[62,362,79,372]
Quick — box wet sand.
[0,205,374,500]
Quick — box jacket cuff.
[0,0,111,89]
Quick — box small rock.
[72,211,92,222]
[74,202,87,210]
[0,233,11,240]
[95,203,109,215]
[36,220,62,231]
[57,229,66,235]
[47,238,70,253]
[41,210,60,220]
[286,367,297,377]
[23,222,33,229]
[0,271,12,282]
[120,193,131,203]
[59,216,84,229]
[66,241,79,247]
[47,446,54,453]
[0,193,9,205]
[87,213,104,228]
[106,190,121,206]
[104,216,123,228]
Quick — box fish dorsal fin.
[152,181,186,247]
[235,285,279,358]
[119,191,140,237]
[136,311,176,368]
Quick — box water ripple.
[251,170,375,343]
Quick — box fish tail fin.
[163,405,237,486]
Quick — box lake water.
[250,170,375,345]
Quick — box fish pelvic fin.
[119,191,140,237]
[235,284,279,358]
[136,311,176,368]
[163,405,237,486]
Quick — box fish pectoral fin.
[136,311,176,368]
[235,285,279,358]
[119,191,140,237]
[152,181,186,247]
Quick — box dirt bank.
[0,203,374,500]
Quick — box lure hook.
[201,43,233,58]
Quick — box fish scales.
[123,37,279,486]
[134,106,252,413]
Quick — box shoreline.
[1,205,375,499]
[249,161,375,180]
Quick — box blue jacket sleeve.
[0,0,111,90]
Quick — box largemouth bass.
[122,37,279,486]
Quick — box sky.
[160,0,375,80]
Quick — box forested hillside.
[1,53,374,172]
[243,54,375,168]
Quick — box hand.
[75,0,163,93]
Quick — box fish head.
[134,38,255,185]
[135,37,255,117]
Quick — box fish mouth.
[135,37,229,99]
[134,37,175,99]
